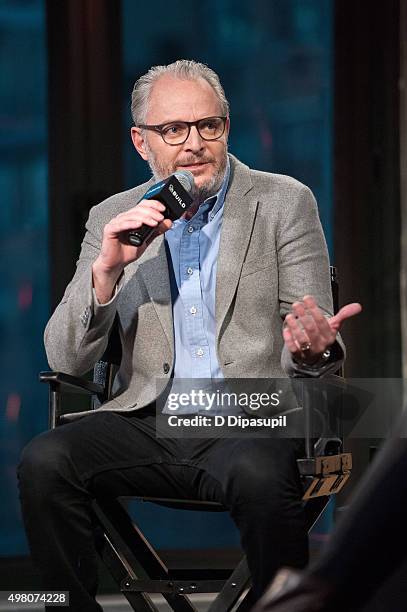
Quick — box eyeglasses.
[135,116,227,146]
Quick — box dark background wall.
[0,0,49,558]
[333,0,401,502]
[334,0,400,379]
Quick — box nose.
[183,125,204,152]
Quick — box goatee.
[145,145,228,203]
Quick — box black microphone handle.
[126,172,194,246]
[128,224,157,247]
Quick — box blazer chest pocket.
[240,250,276,278]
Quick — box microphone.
[128,170,195,246]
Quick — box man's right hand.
[92,199,172,304]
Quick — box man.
[18,60,360,610]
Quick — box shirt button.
[187,226,194,234]
[196,348,204,357]
[187,267,193,275]
[190,306,197,315]
[163,362,170,374]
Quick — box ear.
[131,127,149,161]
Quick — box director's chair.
[40,266,351,611]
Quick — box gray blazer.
[44,154,343,418]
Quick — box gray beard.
[145,147,228,203]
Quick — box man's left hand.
[283,295,362,366]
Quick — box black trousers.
[17,406,308,611]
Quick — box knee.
[17,430,71,493]
[225,441,302,506]
[226,456,279,504]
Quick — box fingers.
[301,295,336,347]
[283,295,336,361]
[283,294,362,363]
[106,200,167,237]
[118,199,166,216]
[284,313,312,353]
[156,218,173,234]
[144,219,174,246]
[329,303,362,331]
[106,217,157,235]
[283,324,300,354]
[286,299,335,353]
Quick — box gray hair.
[131,59,229,125]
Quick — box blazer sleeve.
[277,185,345,377]
[44,204,123,376]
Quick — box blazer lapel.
[216,156,258,339]
[137,235,174,352]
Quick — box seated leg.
[198,438,308,601]
[17,409,192,611]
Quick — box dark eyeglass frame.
[135,116,227,145]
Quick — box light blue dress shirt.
[164,161,230,414]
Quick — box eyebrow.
[145,116,219,126]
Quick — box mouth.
[177,162,211,171]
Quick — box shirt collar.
[198,156,230,219]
